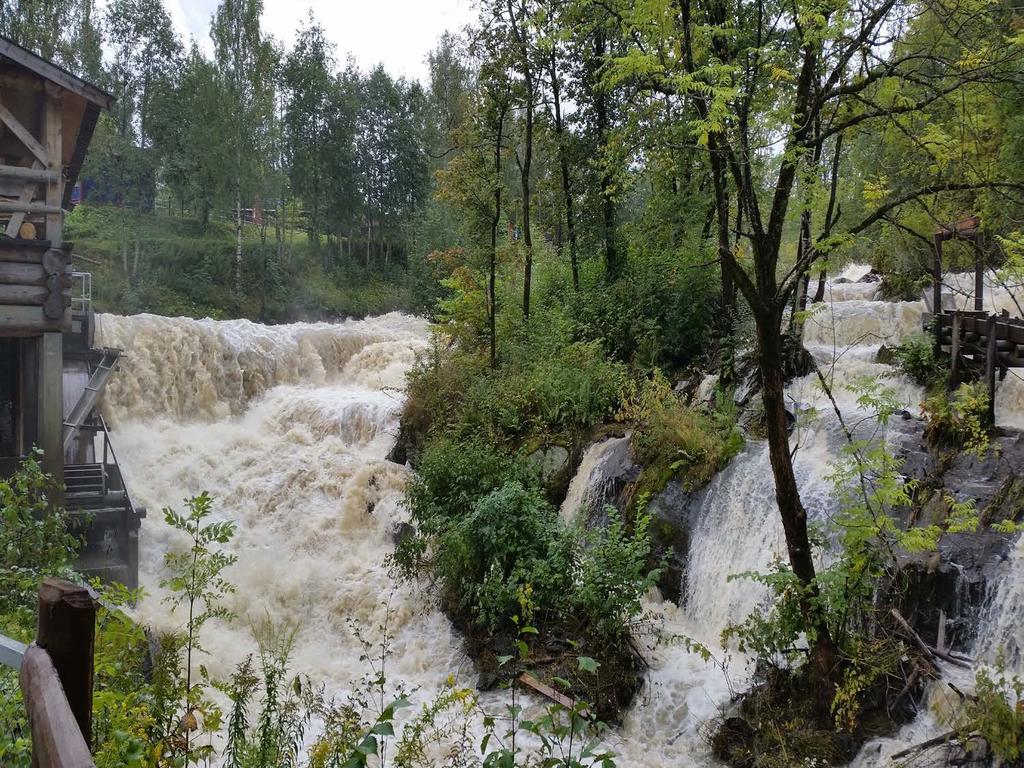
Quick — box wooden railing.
[0,578,96,768]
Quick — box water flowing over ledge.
[96,286,1024,766]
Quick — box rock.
[645,481,693,604]
[527,445,570,484]
[887,419,1024,650]
[564,436,641,523]
[392,522,415,547]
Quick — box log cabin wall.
[0,37,113,487]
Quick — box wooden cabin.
[0,37,113,485]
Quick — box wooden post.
[949,312,961,390]
[975,250,985,312]
[986,314,997,425]
[933,233,944,355]
[36,578,95,746]
[19,645,96,768]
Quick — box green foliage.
[922,382,992,455]
[160,491,236,765]
[0,452,79,623]
[958,655,1024,761]
[624,374,744,496]
[891,334,946,389]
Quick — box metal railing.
[70,271,92,313]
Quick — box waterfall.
[98,268,1024,767]
[96,312,470,697]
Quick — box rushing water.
[96,272,1024,766]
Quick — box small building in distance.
[0,36,143,588]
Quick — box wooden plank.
[949,312,961,389]
[986,315,997,424]
[0,262,47,285]
[38,333,64,483]
[0,101,49,165]
[975,255,985,312]
[0,38,115,111]
[0,164,59,183]
[0,248,45,265]
[0,201,62,215]
[0,633,27,670]
[518,672,577,710]
[19,645,96,768]
[36,578,94,745]
[933,235,943,354]
[44,88,63,248]
[0,284,48,305]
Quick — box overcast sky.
[162,0,477,81]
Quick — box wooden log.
[950,314,961,390]
[0,284,48,305]
[0,261,47,285]
[975,254,985,312]
[890,730,958,760]
[0,164,60,183]
[986,315,997,424]
[0,248,44,264]
[18,645,96,768]
[518,672,577,710]
[933,234,943,355]
[0,201,63,215]
[36,578,95,746]
[41,249,64,275]
[0,304,55,333]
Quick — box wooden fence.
[0,578,96,768]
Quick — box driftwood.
[889,609,973,669]
[518,673,577,710]
[890,730,958,760]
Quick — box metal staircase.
[62,348,120,450]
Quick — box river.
[94,274,1024,766]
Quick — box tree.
[609,0,1024,716]
[281,15,337,250]
[212,0,278,295]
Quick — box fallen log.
[889,609,973,669]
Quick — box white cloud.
[172,0,475,81]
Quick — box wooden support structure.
[949,312,961,389]
[35,578,96,744]
[932,216,984,353]
[986,315,997,424]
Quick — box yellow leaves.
[770,65,795,82]
[862,174,890,208]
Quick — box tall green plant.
[161,492,236,764]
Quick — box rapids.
[96,273,1024,766]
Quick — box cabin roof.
[0,37,114,112]
[0,36,115,208]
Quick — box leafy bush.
[922,382,991,454]
[624,374,744,495]
[891,334,946,388]
[958,656,1024,761]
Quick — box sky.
[162,0,477,81]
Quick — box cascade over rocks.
[887,418,1024,650]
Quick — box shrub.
[922,382,991,455]
[891,334,945,388]
[958,657,1024,761]
[624,375,744,495]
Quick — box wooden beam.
[518,672,578,710]
[36,579,95,746]
[0,164,58,183]
[0,201,62,215]
[986,315,997,424]
[0,284,49,305]
[0,102,49,166]
[933,234,943,355]
[950,312,961,390]
[0,304,57,332]
[19,645,96,768]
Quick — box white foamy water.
[96,270,1024,766]
[97,312,473,713]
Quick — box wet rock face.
[645,481,693,604]
[888,419,1024,651]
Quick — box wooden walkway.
[930,310,1024,421]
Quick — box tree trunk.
[756,308,838,718]
[550,49,579,291]
[594,30,621,281]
